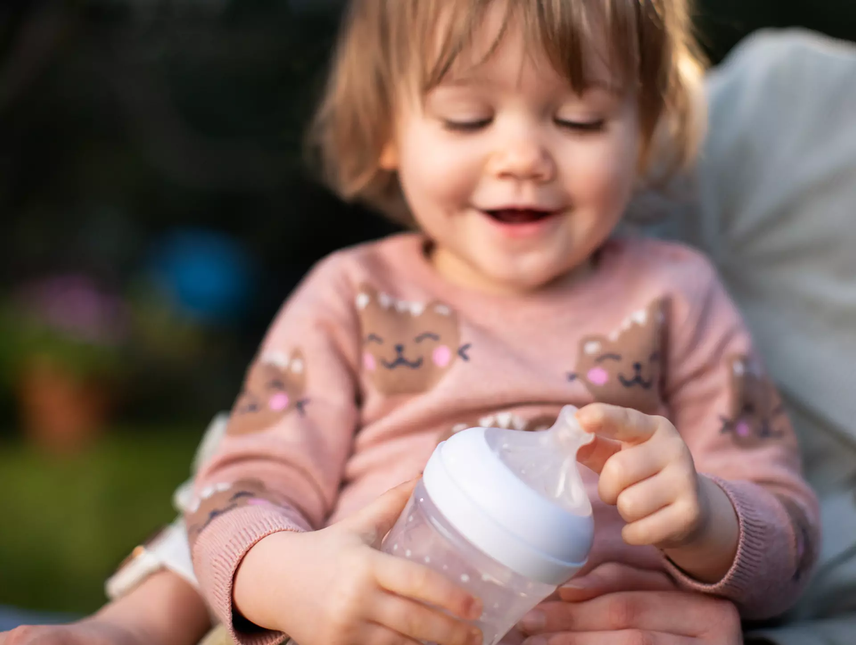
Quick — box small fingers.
[621,500,703,548]
[598,444,667,506]
[371,592,482,645]
[576,405,661,445]
[576,436,621,475]
[373,553,482,622]
[615,474,675,523]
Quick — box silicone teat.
[486,405,594,516]
[544,406,594,510]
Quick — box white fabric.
[643,29,856,642]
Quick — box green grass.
[0,427,203,615]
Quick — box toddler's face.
[382,9,640,295]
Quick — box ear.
[356,283,379,311]
[581,337,604,356]
[379,140,399,171]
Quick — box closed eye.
[365,334,384,345]
[595,353,622,363]
[442,118,492,132]
[555,119,606,133]
[414,332,440,343]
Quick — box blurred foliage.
[0,428,200,614]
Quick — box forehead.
[416,1,631,96]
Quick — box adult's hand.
[0,620,147,645]
[515,563,742,645]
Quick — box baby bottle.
[381,406,595,645]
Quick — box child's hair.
[308,0,706,225]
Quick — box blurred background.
[0,0,854,619]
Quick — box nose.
[488,134,556,183]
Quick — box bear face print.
[185,479,284,547]
[356,284,470,395]
[227,349,307,436]
[720,355,787,447]
[570,299,666,413]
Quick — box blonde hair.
[308,0,706,224]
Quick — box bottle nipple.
[544,406,594,511]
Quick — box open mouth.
[483,208,556,225]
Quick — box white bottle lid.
[422,426,593,586]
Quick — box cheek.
[268,393,289,411]
[558,126,639,221]
[432,345,452,367]
[363,352,377,372]
[397,129,482,225]
[586,367,610,386]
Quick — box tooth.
[512,415,527,431]
[452,423,468,434]
[379,293,392,309]
[496,412,513,429]
[480,415,496,428]
[355,293,370,310]
[396,300,410,313]
[434,305,451,316]
[410,302,425,316]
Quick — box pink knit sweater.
[186,234,819,645]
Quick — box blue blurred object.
[147,228,257,325]
[0,606,76,630]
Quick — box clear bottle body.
[382,480,555,645]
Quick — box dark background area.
[0,0,854,616]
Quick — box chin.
[484,262,566,293]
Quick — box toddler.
[4,1,820,644]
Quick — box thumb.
[576,434,622,475]
[343,478,419,547]
[557,562,674,603]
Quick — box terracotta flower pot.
[16,354,109,454]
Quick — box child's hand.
[234,479,484,645]
[575,403,709,549]
[574,405,739,584]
